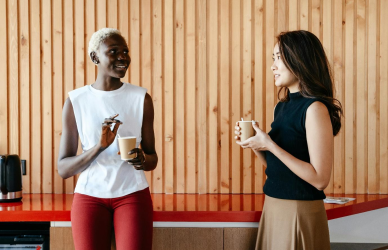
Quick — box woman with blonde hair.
[58,28,157,250]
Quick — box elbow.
[57,162,70,179]
[315,180,329,191]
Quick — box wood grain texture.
[0,0,7,155]
[231,0,241,193]
[344,0,356,194]
[164,0,174,194]
[19,0,30,193]
[0,0,386,194]
[53,0,63,194]
[175,0,185,193]
[208,0,218,194]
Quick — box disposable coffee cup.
[239,121,255,141]
[118,136,137,160]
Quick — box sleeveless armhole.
[302,100,329,132]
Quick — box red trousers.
[71,188,153,250]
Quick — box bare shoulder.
[144,93,154,112]
[306,101,329,118]
[306,101,332,134]
[144,93,153,105]
[63,97,73,110]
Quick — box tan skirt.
[255,195,330,250]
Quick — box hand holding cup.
[235,120,255,142]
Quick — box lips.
[115,65,127,69]
[274,74,280,79]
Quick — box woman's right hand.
[99,114,123,149]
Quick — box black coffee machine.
[0,155,22,202]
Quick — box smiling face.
[95,34,131,79]
[271,43,299,92]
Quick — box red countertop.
[1,193,388,222]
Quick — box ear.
[90,52,99,64]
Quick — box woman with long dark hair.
[235,30,342,249]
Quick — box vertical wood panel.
[30,0,41,193]
[19,0,30,193]
[41,0,52,193]
[333,0,344,194]
[63,0,74,193]
[197,0,207,193]
[141,0,153,191]
[277,0,287,33]
[265,0,275,137]
[242,0,252,193]
[254,0,265,193]
[367,0,378,194]
[311,0,320,37]
[219,0,230,193]
[152,0,164,193]
[85,0,95,86]
[71,0,85,192]
[96,0,106,30]
[380,0,388,194]
[344,0,355,194]
[231,0,241,193]
[8,0,19,155]
[289,0,298,30]
[107,0,118,29]
[300,0,309,30]
[129,0,140,86]
[175,0,185,193]
[186,0,196,193]
[118,0,129,83]
[164,0,174,193]
[322,0,334,193]
[356,0,367,193]
[208,0,218,193]
[53,0,63,194]
[0,0,7,154]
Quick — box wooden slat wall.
[0,0,387,194]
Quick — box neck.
[93,73,122,91]
[288,82,300,93]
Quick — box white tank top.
[68,83,149,198]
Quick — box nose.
[117,52,125,60]
[271,61,277,71]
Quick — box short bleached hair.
[88,28,121,58]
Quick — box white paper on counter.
[324,197,356,204]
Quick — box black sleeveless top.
[263,92,326,200]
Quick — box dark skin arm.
[127,93,158,171]
[57,98,122,179]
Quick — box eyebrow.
[272,52,280,56]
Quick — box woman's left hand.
[236,121,272,151]
[127,148,146,170]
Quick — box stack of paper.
[323,197,355,204]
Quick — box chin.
[274,81,284,87]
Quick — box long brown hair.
[276,30,343,136]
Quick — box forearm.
[58,143,105,179]
[252,149,267,167]
[267,141,327,190]
[142,153,158,171]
